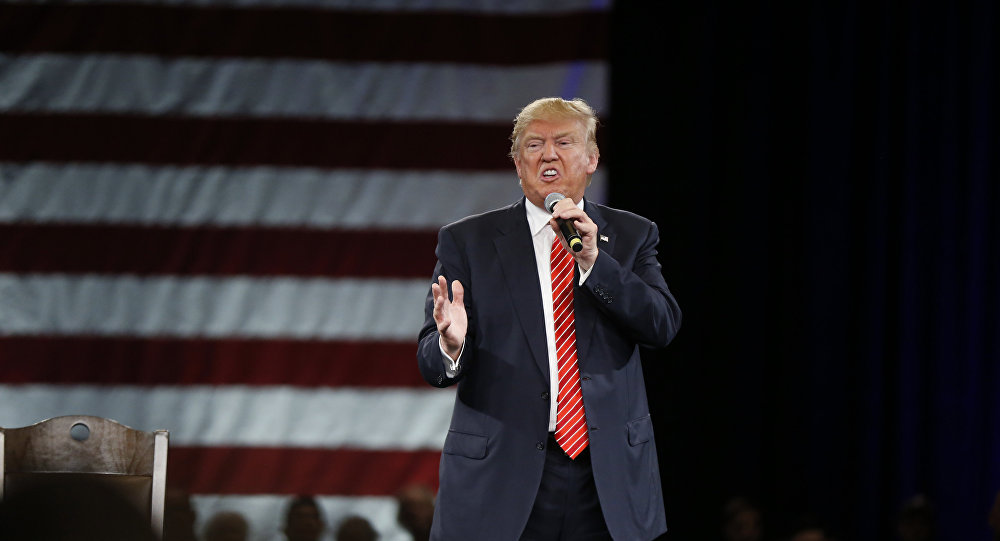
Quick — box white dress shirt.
[441,199,592,431]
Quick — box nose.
[542,141,559,161]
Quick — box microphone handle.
[556,218,584,252]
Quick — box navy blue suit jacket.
[417,198,681,541]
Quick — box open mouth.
[542,169,558,179]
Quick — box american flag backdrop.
[0,0,610,539]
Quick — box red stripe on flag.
[0,224,438,278]
[0,337,425,388]
[0,4,607,64]
[169,446,441,496]
[0,114,515,170]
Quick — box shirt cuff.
[578,253,597,285]
[440,337,465,377]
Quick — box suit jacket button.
[540,392,549,400]
[536,441,545,450]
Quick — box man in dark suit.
[417,97,681,540]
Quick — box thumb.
[450,280,465,305]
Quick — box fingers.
[432,276,466,330]
[573,216,597,237]
[549,208,597,244]
[551,205,595,237]
[550,199,586,219]
[431,276,468,348]
[433,275,460,303]
[431,276,449,327]
[550,197,577,216]
[553,206,592,226]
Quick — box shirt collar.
[525,197,585,237]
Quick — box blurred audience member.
[283,495,326,541]
[788,514,830,541]
[789,527,826,541]
[335,515,378,541]
[722,497,763,541]
[163,486,198,541]
[395,484,435,541]
[790,530,825,541]
[895,494,934,541]
[204,510,249,541]
[0,477,156,540]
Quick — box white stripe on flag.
[0,274,429,339]
[0,54,608,122]
[0,163,543,227]
[0,385,454,449]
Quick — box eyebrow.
[524,131,578,143]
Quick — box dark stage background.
[609,2,999,540]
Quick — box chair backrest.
[0,415,169,537]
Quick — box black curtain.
[610,2,999,540]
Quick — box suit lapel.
[575,200,611,369]
[494,199,550,384]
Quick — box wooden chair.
[0,416,169,537]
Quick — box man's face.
[514,116,598,209]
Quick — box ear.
[586,149,599,175]
[514,154,524,179]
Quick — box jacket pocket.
[627,414,653,446]
[443,430,488,459]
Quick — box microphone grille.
[544,192,565,213]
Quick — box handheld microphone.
[544,193,583,252]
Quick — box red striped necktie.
[551,237,589,459]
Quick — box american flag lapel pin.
[600,235,609,243]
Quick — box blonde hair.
[509,97,600,159]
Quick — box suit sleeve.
[416,226,476,388]
[582,220,681,348]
